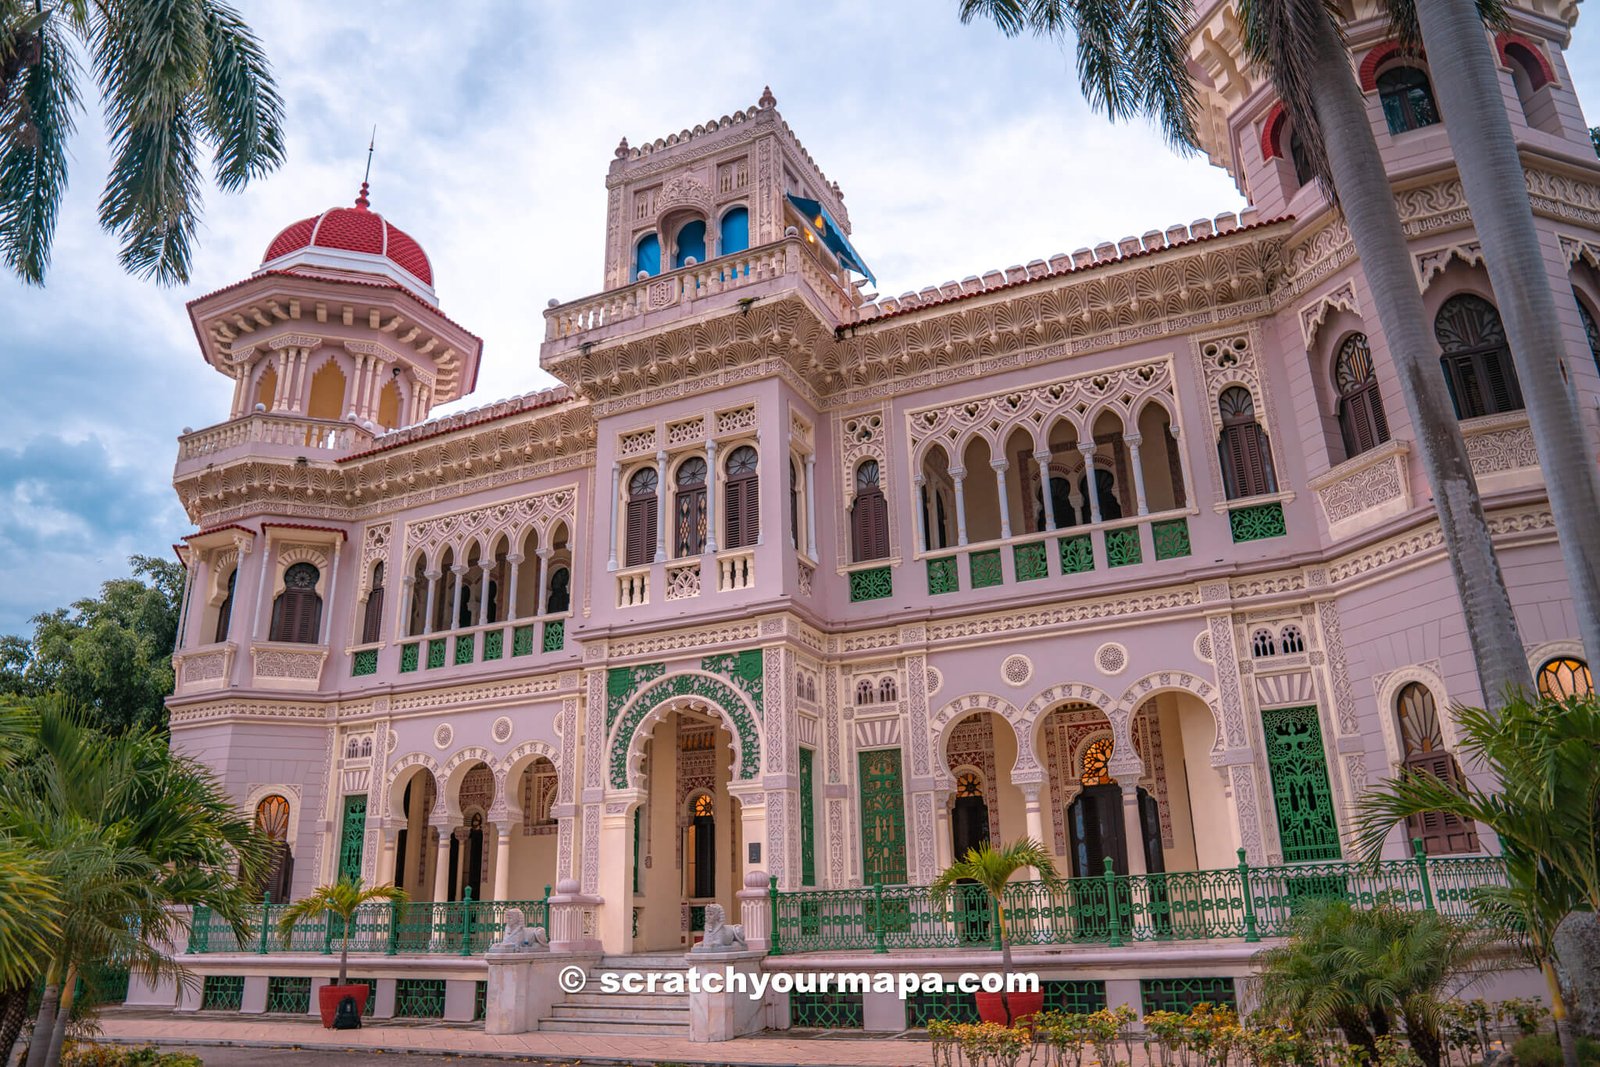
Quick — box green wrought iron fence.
[769,844,1506,955]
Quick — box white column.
[380,825,399,887]
[914,475,931,551]
[289,349,310,412]
[804,453,817,556]
[1034,449,1059,531]
[705,440,720,554]
[252,539,275,639]
[504,553,523,621]
[536,548,553,616]
[606,462,621,571]
[400,576,417,636]
[432,827,452,902]
[1124,432,1149,516]
[422,569,440,634]
[319,539,341,645]
[1121,784,1146,876]
[991,459,1012,540]
[450,564,467,631]
[475,560,490,627]
[1021,783,1046,879]
[230,369,247,418]
[653,450,668,564]
[493,825,512,901]
[950,466,970,546]
[271,352,291,411]
[1079,444,1102,524]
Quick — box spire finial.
[615,136,630,159]
[356,126,375,209]
[758,86,776,109]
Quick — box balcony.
[173,641,238,695]
[542,236,859,354]
[1309,440,1412,541]
[175,413,375,476]
[393,612,571,677]
[617,549,759,608]
[249,641,328,691]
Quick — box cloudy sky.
[2,0,1598,635]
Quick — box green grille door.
[799,748,816,887]
[1261,706,1342,862]
[858,748,908,885]
[338,794,368,882]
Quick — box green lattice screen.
[201,974,244,1011]
[394,978,446,1018]
[338,794,368,882]
[1042,979,1108,1014]
[632,807,642,894]
[906,986,980,1026]
[1140,977,1237,1014]
[265,976,310,1014]
[858,748,908,885]
[799,747,816,887]
[791,989,865,1028]
[1261,705,1342,862]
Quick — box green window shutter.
[799,747,816,887]
[338,794,368,882]
[1261,706,1342,862]
[858,748,907,885]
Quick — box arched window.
[673,457,708,557]
[1378,66,1440,134]
[634,233,661,279]
[878,676,898,702]
[850,460,890,562]
[361,562,385,645]
[624,467,659,568]
[546,567,571,614]
[723,446,760,549]
[855,678,875,705]
[1334,334,1390,458]
[1280,624,1305,654]
[1252,628,1277,657]
[1575,289,1600,377]
[1288,125,1313,188]
[1077,469,1121,524]
[1217,386,1278,499]
[254,794,294,903]
[214,567,237,644]
[269,563,322,644]
[1503,42,1556,132]
[1395,682,1479,854]
[1435,294,1524,418]
[788,458,800,549]
[1537,657,1593,700]
[673,219,707,268]
[719,207,749,256]
[1080,738,1115,786]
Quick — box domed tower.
[184,183,482,437]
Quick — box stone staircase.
[537,954,693,1035]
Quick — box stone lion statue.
[489,907,549,953]
[691,902,747,953]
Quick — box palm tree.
[0,702,59,1063]
[0,0,285,285]
[1405,0,1600,672]
[1354,693,1600,1067]
[278,877,406,989]
[0,699,269,1067]
[957,0,1535,702]
[929,838,1063,1025]
[1254,900,1492,1067]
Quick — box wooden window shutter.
[851,489,889,562]
[362,586,385,644]
[1403,751,1480,855]
[625,497,656,568]
[214,570,236,643]
[742,477,760,547]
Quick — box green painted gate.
[799,747,816,887]
[1261,705,1341,862]
[858,748,907,885]
[338,794,368,882]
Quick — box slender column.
[1079,444,1103,524]
[653,450,668,564]
[230,369,247,418]
[934,792,954,871]
[400,576,417,636]
[271,352,292,411]
[1021,783,1046,879]
[422,569,440,634]
[450,565,467,631]
[289,349,311,412]
[705,440,720,554]
[536,548,553,616]
[1120,784,1146,876]
[432,826,452,903]
[475,560,490,627]
[1034,449,1059,531]
[380,826,399,887]
[492,825,512,901]
[914,475,931,551]
[754,430,765,548]
[174,551,198,651]
[319,539,341,645]
[348,355,366,419]
[505,553,523,621]
[991,459,1012,540]
[251,540,275,640]
[804,452,817,556]
[606,462,621,571]
[1124,432,1149,516]
[950,466,970,546]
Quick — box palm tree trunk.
[1544,961,1581,1067]
[0,985,29,1067]
[1412,0,1600,671]
[21,976,57,1067]
[1302,9,1533,703]
[339,933,349,988]
[43,967,73,1067]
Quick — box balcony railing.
[393,613,569,676]
[177,413,373,461]
[768,847,1505,955]
[187,890,550,956]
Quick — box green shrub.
[1512,1033,1600,1067]
[61,1045,203,1067]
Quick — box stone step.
[536,1018,691,1035]
[562,992,690,1009]
[548,1002,690,1022]
[597,955,692,970]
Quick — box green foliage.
[1591,126,1600,158]
[1,556,181,734]
[930,838,1063,957]
[61,1045,204,1067]
[1513,1033,1600,1067]
[277,876,406,985]
[0,0,284,284]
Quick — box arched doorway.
[391,768,439,900]
[450,763,493,901]
[253,794,294,902]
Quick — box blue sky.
[1,0,1597,635]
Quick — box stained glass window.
[1080,738,1115,786]
[1537,657,1593,700]
[956,771,983,797]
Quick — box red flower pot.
[975,988,1045,1028]
[317,983,369,1028]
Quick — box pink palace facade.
[152,0,1593,1033]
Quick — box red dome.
[262,183,433,287]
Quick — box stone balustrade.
[178,413,373,461]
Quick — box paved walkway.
[94,1009,937,1067]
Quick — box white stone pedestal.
[685,951,770,1042]
[483,951,599,1035]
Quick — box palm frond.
[1236,0,1341,201]
[1123,0,1200,150]
[197,0,284,191]
[0,16,78,284]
